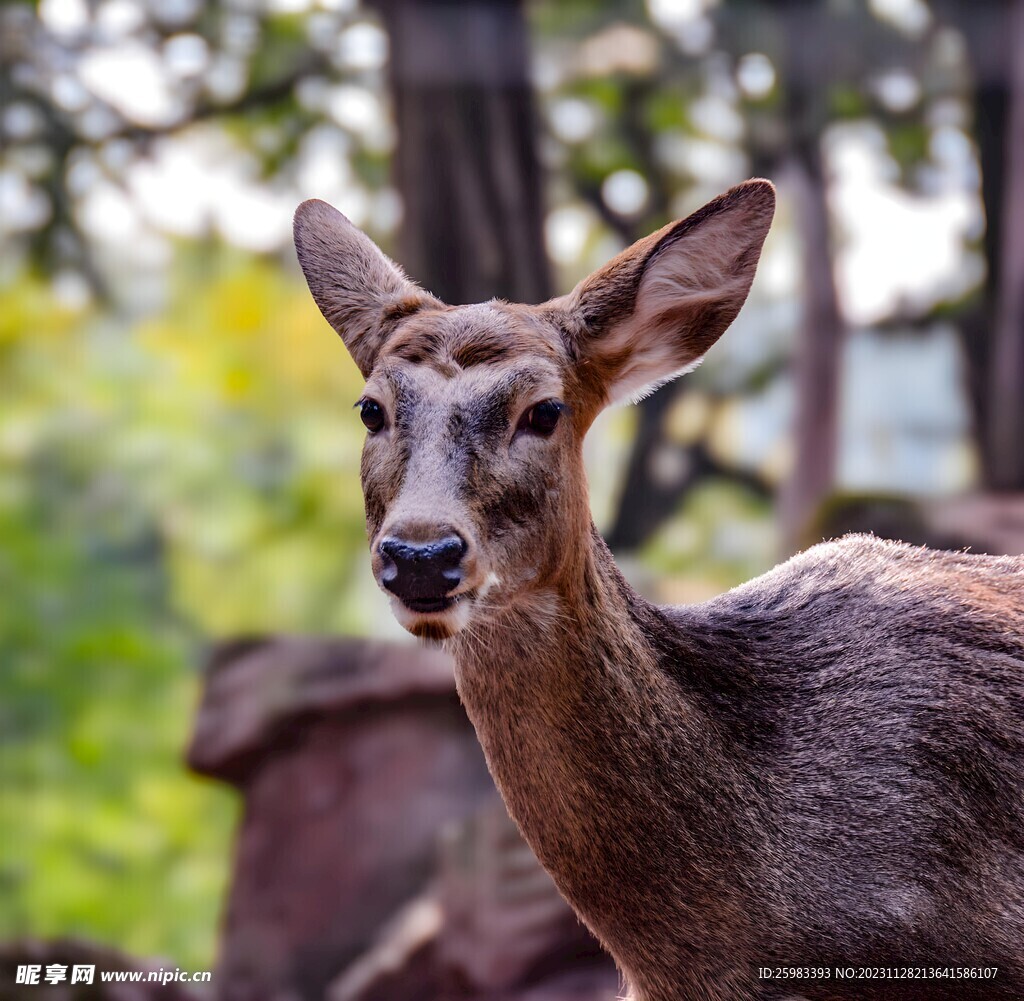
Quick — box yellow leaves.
[0,277,87,348]
[168,526,353,635]
[116,255,378,637]
[139,257,363,408]
[276,293,363,395]
[209,273,270,337]
[223,365,253,399]
[2,253,376,965]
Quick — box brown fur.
[294,180,1024,1000]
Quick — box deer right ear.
[293,199,439,377]
[555,179,775,410]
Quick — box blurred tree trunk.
[986,0,1024,488]
[370,0,551,305]
[965,65,1007,454]
[604,399,772,553]
[605,390,683,553]
[778,143,843,549]
[776,0,844,551]
[947,0,1024,489]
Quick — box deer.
[293,179,1024,1001]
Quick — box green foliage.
[251,14,311,90]
[0,258,376,966]
[529,0,647,38]
[639,479,777,594]
[886,121,930,178]
[0,503,232,966]
[828,82,870,121]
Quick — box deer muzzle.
[377,533,468,613]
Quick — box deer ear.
[559,179,775,407]
[293,199,439,377]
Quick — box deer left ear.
[558,179,775,407]
[293,199,440,377]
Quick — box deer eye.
[519,399,564,437]
[358,398,386,433]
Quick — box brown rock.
[189,637,617,1001]
[189,638,494,1001]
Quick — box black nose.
[378,534,467,612]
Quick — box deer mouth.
[401,595,455,614]
[387,589,477,640]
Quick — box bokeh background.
[2,0,1023,991]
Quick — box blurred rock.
[189,637,617,1001]
[435,803,606,996]
[327,894,440,1001]
[188,636,460,782]
[326,803,614,1001]
[816,491,1024,556]
[924,493,1024,556]
[189,637,493,1001]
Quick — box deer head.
[294,180,775,641]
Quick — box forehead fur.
[378,301,566,376]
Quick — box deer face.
[351,303,583,638]
[294,180,775,639]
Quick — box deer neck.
[450,520,665,726]
[448,521,714,892]
[446,522,766,995]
